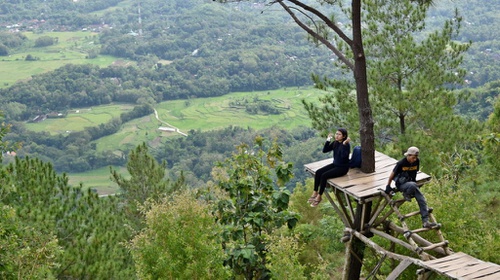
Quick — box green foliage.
[212,137,299,278]
[365,0,471,134]
[111,142,184,230]
[0,112,11,159]
[302,80,358,138]
[0,205,61,280]
[424,180,500,264]
[34,36,56,47]
[289,183,346,277]
[152,126,320,191]
[481,95,500,174]
[129,192,230,279]
[456,81,500,121]
[0,157,135,279]
[265,234,308,280]
[0,44,8,56]
[3,103,156,173]
[438,148,478,185]
[0,32,27,49]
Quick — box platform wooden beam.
[304,151,498,279]
[387,259,413,280]
[324,190,352,228]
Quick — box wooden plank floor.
[423,252,500,279]
[304,151,431,201]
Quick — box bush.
[34,36,56,47]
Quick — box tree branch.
[273,0,355,70]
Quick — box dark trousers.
[314,163,349,195]
[398,182,429,222]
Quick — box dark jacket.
[323,140,351,168]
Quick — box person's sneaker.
[423,221,438,228]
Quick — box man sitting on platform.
[385,146,438,229]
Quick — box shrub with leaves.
[129,193,230,279]
[211,136,299,279]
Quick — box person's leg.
[314,163,335,192]
[318,166,349,195]
[311,163,335,201]
[311,166,348,207]
[400,182,435,227]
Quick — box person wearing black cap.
[385,146,438,228]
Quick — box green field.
[25,104,135,133]
[155,88,319,131]
[0,31,133,88]
[1,30,322,193]
[27,87,321,145]
[68,166,129,196]
[31,87,323,193]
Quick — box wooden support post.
[365,254,387,279]
[368,197,389,227]
[370,228,420,254]
[428,212,453,256]
[324,190,352,228]
[344,192,355,220]
[334,190,354,225]
[342,201,372,280]
[361,204,367,232]
[343,204,366,280]
[402,209,422,219]
[348,229,424,264]
[386,259,413,280]
[420,241,449,252]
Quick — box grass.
[68,166,128,195]
[3,32,324,194]
[155,88,319,132]
[26,87,321,148]
[0,31,133,88]
[25,87,324,193]
[25,104,135,134]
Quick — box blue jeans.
[398,181,429,222]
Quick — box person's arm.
[337,137,350,162]
[411,160,420,181]
[322,133,334,153]
[385,161,400,195]
[387,171,395,186]
[384,171,396,195]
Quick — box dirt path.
[153,109,188,136]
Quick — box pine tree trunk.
[351,0,375,173]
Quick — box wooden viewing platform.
[304,151,500,280]
[304,151,431,202]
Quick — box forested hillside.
[427,0,500,87]
[1,0,499,176]
[0,0,499,279]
